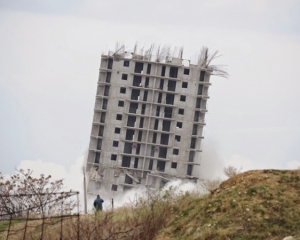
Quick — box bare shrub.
[223,165,242,178]
[200,178,222,194]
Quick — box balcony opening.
[113,141,119,147]
[150,146,155,156]
[192,124,198,135]
[143,91,148,101]
[162,120,171,132]
[129,102,138,113]
[120,87,126,94]
[176,122,183,129]
[131,89,140,100]
[161,66,166,76]
[194,111,200,122]
[196,98,201,108]
[122,156,131,167]
[134,62,144,73]
[167,80,176,92]
[149,159,153,170]
[122,74,128,80]
[97,139,102,150]
[169,67,178,78]
[134,158,139,168]
[159,147,167,159]
[108,59,113,69]
[139,117,144,128]
[157,93,162,103]
[182,82,188,88]
[159,79,164,90]
[124,143,133,154]
[187,164,193,176]
[106,72,111,83]
[102,99,108,110]
[197,85,203,95]
[95,152,100,164]
[184,68,190,75]
[111,154,117,161]
[118,101,124,107]
[156,106,160,116]
[136,144,141,154]
[125,129,134,140]
[188,151,195,162]
[138,131,143,141]
[171,162,177,168]
[164,107,173,118]
[152,133,157,143]
[116,114,122,120]
[141,104,146,114]
[190,138,197,149]
[200,71,206,82]
[98,126,104,137]
[147,64,151,74]
[166,94,174,105]
[154,119,159,130]
[127,116,136,127]
[115,128,121,134]
[111,184,118,191]
[157,161,165,172]
[180,95,186,102]
[133,75,142,86]
[145,77,150,87]
[125,175,133,184]
[173,148,179,155]
[100,112,106,123]
[175,135,181,142]
[104,86,110,96]
[160,134,169,145]
[123,60,130,67]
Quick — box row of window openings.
[105,59,205,82]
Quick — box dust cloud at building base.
[85,44,226,198]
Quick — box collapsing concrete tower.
[86,44,226,196]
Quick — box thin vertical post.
[77,192,80,240]
[83,167,87,214]
[60,199,63,240]
[22,210,29,240]
[6,214,12,240]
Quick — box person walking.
[93,194,104,211]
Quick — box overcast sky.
[1,0,300,187]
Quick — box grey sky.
[1,0,300,178]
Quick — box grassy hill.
[1,170,300,239]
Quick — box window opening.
[104,86,110,96]
[173,148,179,155]
[102,99,108,110]
[97,139,102,150]
[200,71,205,81]
[113,141,119,147]
[156,106,160,116]
[196,98,201,108]
[158,147,167,159]
[124,60,130,67]
[145,77,150,87]
[143,91,148,101]
[111,154,117,161]
[100,112,106,123]
[169,67,178,78]
[118,101,124,107]
[95,152,100,163]
[157,161,165,172]
[125,129,134,140]
[134,62,144,73]
[192,124,198,135]
[160,134,169,145]
[149,160,153,170]
[108,59,113,69]
[190,138,197,149]
[167,80,176,91]
[175,135,181,141]
[116,114,122,120]
[98,126,104,137]
[197,85,203,95]
[154,119,159,130]
[152,132,157,143]
[139,117,144,128]
[115,128,121,134]
[111,184,118,191]
[134,158,139,168]
[157,93,162,103]
[162,120,171,132]
[164,107,172,118]
[187,165,193,176]
[171,162,177,168]
[129,102,138,113]
[178,109,184,115]
[159,79,164,90]
[176,122,183,129]
[133,75,142,86]
[182,82,188,88]
[106,72,111,83]
[122,156,131,167]
[122,74,128,80]
[147,64,151,74]
[161,66,166,76]
[127,116,136,127]
[166,94,174,105]
[189,151,195,162]
[180,95,186,102]
[184,68,190,75]
[124,142,133,154]
[141,104,146,114]
[120,87,126,94]
[125,175,133,184]
[137,131,142,141]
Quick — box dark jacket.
[93,197,104,210]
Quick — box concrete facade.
[86,46,213,196]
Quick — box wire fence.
[0,191,80,240]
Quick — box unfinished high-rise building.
[86,44,226,196]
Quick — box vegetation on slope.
[1,170,300,239]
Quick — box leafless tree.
[223,165,242,178]
[200,178,222,194]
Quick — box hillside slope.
[156,170,300,240]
